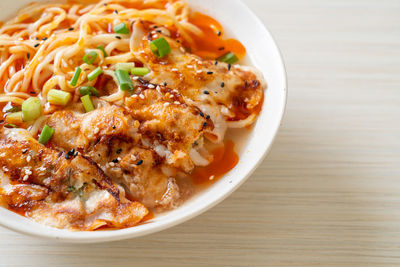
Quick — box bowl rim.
[0,0,288,243]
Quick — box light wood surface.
[1,0,400,266]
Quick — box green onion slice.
[70,67,82,87]
[115,69,134,91]
[5,106,20,113]
[83,51,98,65]
[150,37,171,58]
[114,23,130,34]
[47,89,71,106]
[81,95,95,113]
[6,111,23,124]
[80,86,100,97]
[116,62,135,72]
[97,45,107,57]
[21,97,42,122]
[217,52,239,64]
[38,125,54,145]
[88,67,103,81]
[131,67,149,76]
[5,124,18,128]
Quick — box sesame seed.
[186,65,193,69]
[180,47,186,53]
[131,154,137,161]
[117,157,122,161]
[139,94,145,99]
[163,102,170,107]
[199,112,204,117]
[147,84,155,88]
[169,94,174,99]
[34,43,40,48]
[217,31,222,36]
[132,76,139,80]
[206,115,211,119]
[112,125,116,129]
[112,158,119,163]
[109,162,115,167]
[203,122,208,127]
[221,82,225,88]
[42,37,48,41]
[207,71,213,75]
[65,154,71,160]
[68,148,75,156]
[203,90,210,95]
[94,127,99,134]
[218,47,225,51]
[196,70,203,74]
[115,36,121,39]
[228,64,232,70]
[114,10,118,14]
[22,149,28,154]
[215,61,218,65]
[209,175,215,180]
[171,68,178,72]
[26,155,31,162]
[27,53,30,59]
[174,101,180,105]
[23,175,29,181]
[116,149,122,154]
[68,27,74,31]
[136,160,143,166]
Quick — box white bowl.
[0,0,287,243]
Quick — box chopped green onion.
[150,37,171,58]
[5,106,20,113]
[131,67,149,76]
[70,67,82,86]
[5,124,18,128]
[80,86,100,97]
[38,125,54,145]
[47,89,71,106]
[81,95,95,112]
[115,69,133,91]
[217,52,239,64]
[116,62,135,72]
[97,45,107,57]
[6,111,23,124]
[21,97,42,122]
[88,67,103,81]
[114,23,130,34]
[83,51,98,65]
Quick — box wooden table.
[1,0,400,266]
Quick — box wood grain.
[1,0,400,266]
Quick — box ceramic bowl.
[0,0,287,243]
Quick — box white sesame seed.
[209,175,215,180]
[26,155,31,162]
[132,94,138,98]
[172,89,179,94]
[94,127,99,134]
[139,94,145,99]
[132,76,139,80]
[156,86,161,93]
[196,70,203,74]
[153,34,159,39]
[23,175,29,181]
[130,154,137,161]
[147,84,155,89]
[117,157,121,161]
[174,101,180,105]
[186,65,193,69]
[180,47,186,53]
[169,94,174,99]
[163,102,170,107]
[109,162,115,167]
[0,153,5,157]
